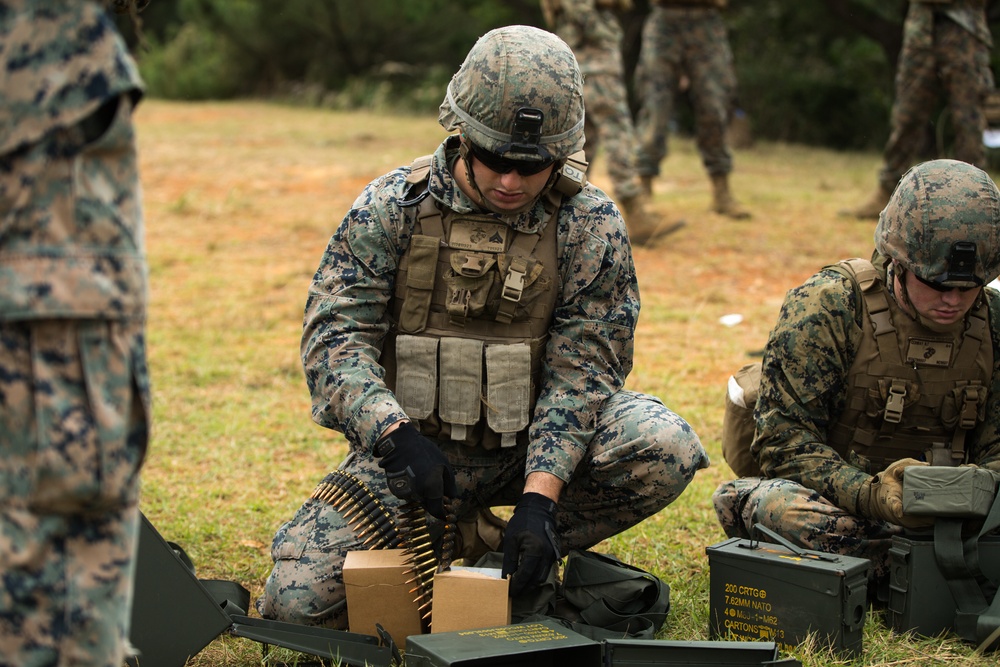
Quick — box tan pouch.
[721,361,762,477]
[395,335,438,420]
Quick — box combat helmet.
[875,159,1000,289]
[439,25,585,163]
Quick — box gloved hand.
[374,422,456,521]
[857,457,933,529]
[501,492,560,597]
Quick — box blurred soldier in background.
[633,0,750,219]
[542,0,677,244]
[715,160,1000,591]
[844,0,992,219]
[0,1,151,665]
[258,25,708,628]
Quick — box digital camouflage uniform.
[635,0,736,179]
[879,0,992,193]
[0,1,149,665]
[847,0,993,218]
[258,26,707,629]
[544,0,643,203]
[714,161,1000,581]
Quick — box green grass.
[134,100,998,666]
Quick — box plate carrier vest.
[378,154,584,450]
[825,258,993,473]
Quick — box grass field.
[135,99,995,666]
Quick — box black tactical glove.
[374,422,456,521]
[501,492,560,597]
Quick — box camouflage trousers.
[634,6,737,178]
[581,71,644,201]
[0,319,148,667]
[258,389,708,629]
[712,478,902,581]
[879,17,991,191]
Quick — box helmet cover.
[438,25,585,162]
[875,159,1000,287]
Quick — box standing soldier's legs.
[585,73,643,202]
[0,320,147,667]
[686,14,736,178]
[555,390,708,551]
[712,478,902,580]
[879,47,939,191]
[634,8,679,182]
[938,22,989,169]
[583,74,603,170]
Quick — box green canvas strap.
[932,482,1000,650]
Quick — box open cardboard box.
[431,566,511,634]
[343,549,423,648]
[344,552,512,645]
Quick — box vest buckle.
[502,259,528,303]
[884,380,906,424]
[958,385,981,431]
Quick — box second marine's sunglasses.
[913,273,980,293]
[468,141,555,176]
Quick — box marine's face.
[899,269,982,326]
[456,140,555,213]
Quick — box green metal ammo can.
[706,525,869,656]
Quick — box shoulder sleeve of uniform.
[754,268,866,502]
[558,185,633,314]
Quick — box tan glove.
[858,458,934,529]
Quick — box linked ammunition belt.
[310,471,458,631]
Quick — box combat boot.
[711,174,751,219]
[840,184,893,220]
[620,194,685,246]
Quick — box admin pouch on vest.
[888,466,1000,652]
[381,154,585,450]
[706,524,869,656]
[721,361,762,477]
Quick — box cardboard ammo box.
[405,619,601,667]
[707,531,869,656]
[888,533,1000,637]
[432,566,511,634]
[343,549,422,648]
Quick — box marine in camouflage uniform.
[0,1,150,665]
[714,160,1000,587]
[542,0,675,245]
[633,0,749,219]
[845,0,993,219]
[258,25,708,629]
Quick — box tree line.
[122,0,1000,151]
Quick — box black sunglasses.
[913,273,980,293]
[468,142,555,176]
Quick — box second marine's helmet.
[875,159,1000,288]
[438,25,585,163]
